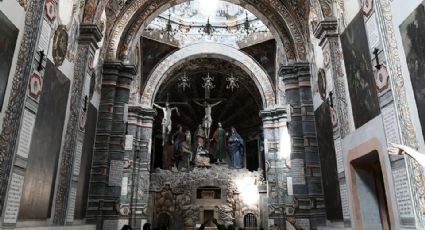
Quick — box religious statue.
[153,102,180,145]
[179,130,193,170]
[194,100,222,139]
[228,127,244,169]
[195,124,208,155]
[172,125,185,168]
[212,122,226,163]
[194,124,210,167]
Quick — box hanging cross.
[154,93,188,146]
[373,48,382,70]
[193,73,226,139]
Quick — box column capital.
[128,105,156,118]
[279,62,310,81]
[78,24,103,49]
[313,19,338,46]
[102,62,136,82]
[121,64,137,76]
[260,107,288,120]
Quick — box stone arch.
[82,0,103,23]
[105,0,307,62]
[140,43,276,109]
[318,0,335,18]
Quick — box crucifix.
[154,93,188,146]
[193,73,224,139]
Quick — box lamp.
[226,73,239,91]
[199,17,215,35]
[178,72,190,91]
[161,12,177,39]
[202,72,215,91]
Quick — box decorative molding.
[313,19,338,46]
[0,0,45,213]
[376,0,424,226]
[139,43,275,109]
[105,0,306,62]
[53,23,103,224]
[78,24,103,49]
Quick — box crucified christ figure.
[153,102,180,145]
[194,100,222,139]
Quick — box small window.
[244,213,257,229]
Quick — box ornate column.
[118,106,155,230]
[86,62,135,229]
[53,24,102,225]
[373,1,424,227]
[0,0,45,221]
[279,63,326,229]
[313,20,353,227]
[260,107,290,228]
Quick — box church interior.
[1,0,425,229]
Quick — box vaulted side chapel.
[1,0,425,229]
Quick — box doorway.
[351,150,390,230]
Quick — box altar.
[148,165,265,229]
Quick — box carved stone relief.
[150,166,263,228]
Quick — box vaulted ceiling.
[153,58,263,138]
[85,0,313,62]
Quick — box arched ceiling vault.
[140,43,276,109]
[154,58,263,138]
[100,0,310,63]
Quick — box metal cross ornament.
[226,73,239,92]
[178,72,190,91]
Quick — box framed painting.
[0,11,19,111]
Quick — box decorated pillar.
[260,108,290,228]
[86,62,135,229]
[118,106,155,230]
[279,63,326,229]
[53,24,102,225]
[0,0,45,226]
[313,20,353,227]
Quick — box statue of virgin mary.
[228,127,244,169]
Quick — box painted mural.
[0,11,18,111]
[400,3,425,139]
[141,37,178,92]
[241,40,276,87]
[340,12,380,128]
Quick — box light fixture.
[178,72,190,91]
[226,73,239,91]
[202,73,215,91]
[199,0,218,17]
[199,17,215,36]
[161,12,176,39]
[243,12,251,34]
